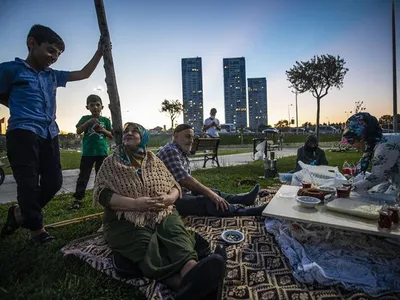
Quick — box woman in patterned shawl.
[341,112,400,194]
[93,122,225,299]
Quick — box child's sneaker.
[69,200,82,210]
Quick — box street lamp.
[291,90,299,133]
[288,104,293,126]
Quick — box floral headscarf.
[123,122,149,151]
[341,113,383,174]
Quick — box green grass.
[1,149,252,175]
[0,150,362,299]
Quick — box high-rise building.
[248,78,267,130]
[223,57,247,127]
[181,57,204,131]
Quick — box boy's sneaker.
[1,204,20,237]
[69,200,82,210]
[29,231,55,246]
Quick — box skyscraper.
[223,57,247,127]
[181,57,203,131]
[248,78,267,130]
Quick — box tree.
[354,101,366,114]
[379,115,393,127]
[160,99,183,130]
[286,54,349,138]
[275,120,289,129]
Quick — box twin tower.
[181,57,268,131]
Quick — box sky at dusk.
[0,0,399,132]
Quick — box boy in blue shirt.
[69,94,112,210]
[0,24,104,245]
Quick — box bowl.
[278,173,293,184]
[221,230,245,244]
[296,196,321,208]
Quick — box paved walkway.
[0,148,297,204]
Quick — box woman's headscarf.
[119,123,150,168]
[304,135,318,152]
[123,122,149,151]
[341,112,383,173]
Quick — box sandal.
[1,204,20,237]
[69,200,82,210]
[175,254,226,300]
[29,231,55,246]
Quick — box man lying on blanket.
[157,124,267,217]
[93,122,226,299]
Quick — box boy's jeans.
[6,129,62,231]
[73,156,107,200]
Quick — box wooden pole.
[45,212,104,229]
[94,0,123,144]
[393,0,398,132]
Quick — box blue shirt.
[0,58,69,138]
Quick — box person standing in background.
[203,108,220,138]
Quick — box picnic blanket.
[265,219,400,297]
[61,188,400,300]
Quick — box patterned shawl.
[93,145,181,228]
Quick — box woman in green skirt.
[93,122,225,299]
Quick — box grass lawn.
[0,151,361,299]
[1,149,252,175]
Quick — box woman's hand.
[158,187,180,206]
[133,196,166,212]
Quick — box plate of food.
[296,196,321,208]
[317,186,336,194]
[325,198,382,219]
[221,230,245,244]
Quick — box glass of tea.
[378,210,392,230]
[302,181,312,189]
[336,187,350,198]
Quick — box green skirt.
[104,208,197,280]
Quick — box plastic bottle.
[343,161,350,175]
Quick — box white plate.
[296,196,321,208]
[221,230,245,244]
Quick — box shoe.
[175,254,226,300]
[1,204,20,237]
[69,200,82,210]
[29,231,55,246]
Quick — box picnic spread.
[61,185,400,299]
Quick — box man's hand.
[209,193,229,211]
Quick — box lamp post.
[288,104,293,126]
[291,90,299,133]
[392,0,398,132]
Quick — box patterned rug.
[61,189,400,300]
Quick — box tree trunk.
[171,118,174,130]
[94,0,123,145]
[316,97,321,139]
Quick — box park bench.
[190,137,220,168]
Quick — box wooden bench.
[190,137,220,168]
